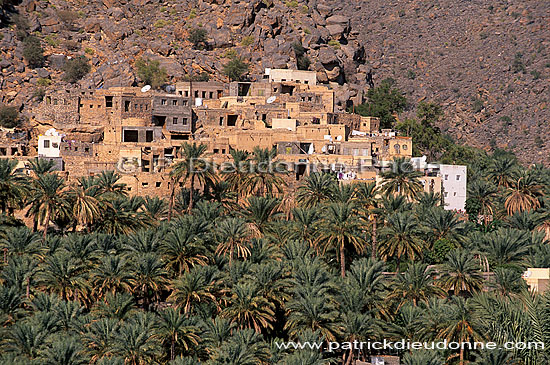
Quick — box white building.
[410,157,467,211]
[439,164,467,211]
[38,129,62,158]
[264,68,317,85]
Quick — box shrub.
[223,56,249,81]
[37,78,51,87]
[530,70,540,80]
[12,14,29,40]
[188,28,207,50]
[241,36,254,47]
[63,56,91,83]
[189,8,197,19]
[512,52,525,73]
[0,105,20,128]
[154,19,171,28]
[292,42,310,70]
[328,39,340,49]
[407,69,416,80]
[285,0,298,8]
[183,72,210,82]
[223,48,237,59]
[353,78,407,129]
[22,36,45,68]
[135,58,167,89]
[472,97,484,113]
[44,34,60,47]
[33,87,46,101]
[84,47,94,55]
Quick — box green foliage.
[84,47,94,55]
[240,36,254,47]
[22,36,44,68]
[292,42,311,71]
[353,78,408,129]
[188,8,197,19]
[425,239,455,264]
[285,0,298,8]
[406,69,416,79]
[36,78,51,87]
[135,58,167,89]
[33,88,46,101]
[182,72,210,82]
[223,56,249,81]
[62,56,90,83]
[188,28,207,50]
[0,105,19,128]
[327,39,340,48]
[512,52,525,73]
[44,34,60,47]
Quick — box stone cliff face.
[1,0,548,164]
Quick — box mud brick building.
[5,69,437,199]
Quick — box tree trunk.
[167,177,176,221]
[43,208,51,241]
[459,346,464,365]
[371,214,378,259]
[340,240,346,277]
[188,176,195,212]
[171,338,175,361]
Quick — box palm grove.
[1,75,550,364]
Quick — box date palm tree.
[168,142,215,219]
[379,212,424,270]
[0,159,29,215]
[68,178,101,231]
[438,250,484,296]
[355,182,381,259]
[215,217,250,266]
[154,307,199,361]
[37,252,88,302]
[241,196,282,235]
[505,170,544,215]
[91,255,133,298]
[27,173,70,240]
[486,155,518,189]
[222,149,250,203]
[468,180,498,225]
[161,227,208,275]
[380,157,423,199]
[388,263,444,307]
[245,147,286,197]
[424,207,465,246]
[317,202,365,277]
[222,282,275,332]
[95,170,127,199]
[129,253,168,309]
[296,172,336,207]
[143,196,168,221]
[169,266,222,313]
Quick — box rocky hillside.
[1,0,549,164]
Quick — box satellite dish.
[321,146,327,152]
[336,135,342,141]
[165,85,175,92]
[141,85,151,92]
[266,96,276,104]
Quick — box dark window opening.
[156,182,161,187]
[161,99,167,105]
[238,83,251,97]
[219,117,224,126]
[209,92,214,99]
[182,100,188,106]
[202,91,206,98]
[213,149,219,154]
[171,134,189,140]
[296,164,307,180]
[0,148,6,156]
[222,149,226,154]
[172,99,178,106]
[84,147,89,153]
[123,130,139,142]
[262,114,267,122]
[173,117,178,125]
[146,130,153,142]
[194,91,199,98]
[152,115,166,126]
[182,118,188,125]
[227,115,238,127]
[43,140,50,148]
[281,85,295,95]
[124,100,130,112]
[184,91,189,97]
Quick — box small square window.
[156,182,161,188]
[183,118,188,125]
[43,140,50,148]
[161,99,167,105]
[456,175,461,181]
[444,174,449,180]
[173,118,178,124]
[172,100,178,106]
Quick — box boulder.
[36,68,50,78]
[49,54,66,70]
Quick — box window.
[453,192,457,196]
[202,91,206,98]
[160,99,167,105]
[402,144,408,150]
[172,99,178,106]
[213,149,219,154]
[90,104,93,108]
[182,118,188,125]
[184,91,189,97]
[182,100,188,106]
[142,182,149,187]
[156,182,161,187]
[194,91,199,98]
[84,147,89,153]
[222,149,226,154]
[456,175,461,181]
[146,130,153,142]
[173,118,178,125]
[135,104,138,110]
[444,192,449,197]
[444,174,449,180]
[124,100,130,112]
[209,92,213,99]
[43,140,50,148]
[52,143,58,148]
